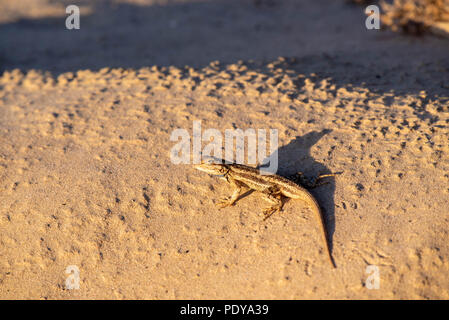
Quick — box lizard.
[195,157,338,268]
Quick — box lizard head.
[194,157,230,176]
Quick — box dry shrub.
[381,0,449,34]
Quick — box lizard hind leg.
[294,171,342,189]
[290,171,308,187]
[309,172,342,188]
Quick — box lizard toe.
[216,197,233,208]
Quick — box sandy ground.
[0,0,448,299]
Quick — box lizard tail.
[306,193,337,268]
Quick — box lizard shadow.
[258,129,338,259]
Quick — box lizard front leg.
[261,189,283,220]
[216,176,246,208]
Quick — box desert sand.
[0,0,448,299]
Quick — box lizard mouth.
[194,164,227,177]
[194,165,219,175]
